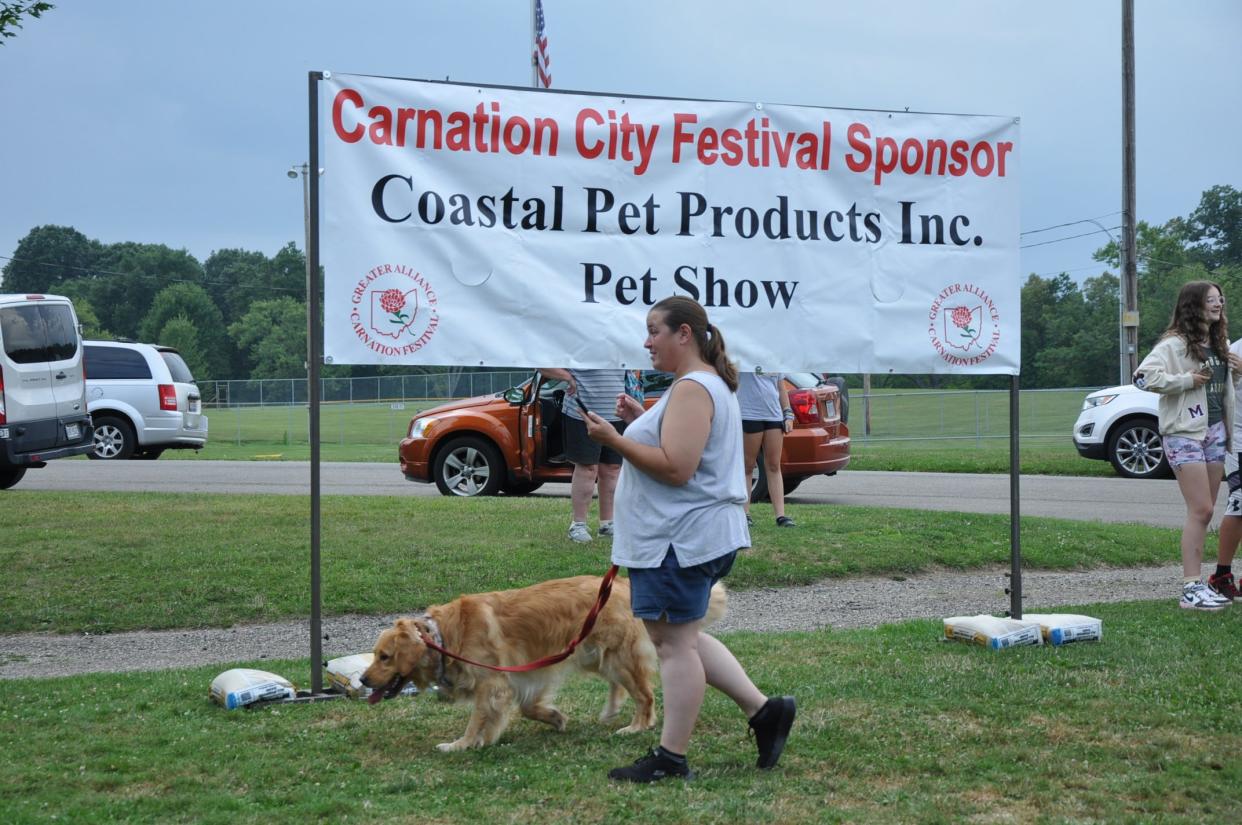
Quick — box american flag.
[533,0,551,88]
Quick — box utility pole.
[1120,0,1139,380]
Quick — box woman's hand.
[583,410,619,446]
[782,417,794,434]
[1191,367,1211,388]
[1228,352,1242,373]
[615,393,645,423]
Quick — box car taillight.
[158,383,178,411]
[787,389,820,424]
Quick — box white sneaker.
[568,522,593,543]
[1180,581,1230,611]
[598,521,614,537]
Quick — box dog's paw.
[612,722,649,735]
[436,739,469,752]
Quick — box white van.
[0,294,95,489]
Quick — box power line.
[1020,226,1122,250]
[1020,212,1122,237]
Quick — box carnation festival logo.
[928,283,1001,366]
[349,263,439,357]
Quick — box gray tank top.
[611,371,751,568]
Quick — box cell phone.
[574,395,590,416]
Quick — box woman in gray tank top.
[583,296,795,783]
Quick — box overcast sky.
[1,0,1238,285]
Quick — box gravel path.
[0,563,1192,680]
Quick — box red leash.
[417,565,619,673]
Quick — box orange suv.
[399,371,849,498]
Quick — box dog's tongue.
[367,690,384,705]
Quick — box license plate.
[66,423,81,440]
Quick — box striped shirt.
[563,369,625,422]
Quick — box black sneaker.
[749,696,796,769]
[607,747,693,783]
[775,516,797,528]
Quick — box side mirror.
[503,387,526,405]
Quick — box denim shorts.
[628,547,736,624]
[1164,420,1226,469]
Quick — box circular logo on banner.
[349,264,439,358]
[928,283,1001,366]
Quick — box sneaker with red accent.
[1208,572,1240,601]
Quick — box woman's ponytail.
[704,323,739,392]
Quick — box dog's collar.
[417,614,448,690]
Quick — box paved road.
[18,460,1204,529]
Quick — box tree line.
[1,184,1237,388]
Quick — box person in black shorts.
[736,371,796,527]
[542,368,627,542]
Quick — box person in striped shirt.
[541,368,628,542]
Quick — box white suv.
[83,341,209,460]
[1072,384,1167,479]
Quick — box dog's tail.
[703,582,728,627]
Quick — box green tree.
[156,317,209,380]
[70,242,204,339]
[140,283,228,378]
[0,2,52,43]
[228,297,307,379]
[0,225,100,293]
[1173,184,1242,271]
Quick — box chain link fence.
[198,371,532,408]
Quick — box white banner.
[322,74,1020,374]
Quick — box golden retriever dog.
[361,574,727,752]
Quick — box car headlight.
[408,416,438,438]
[1082,394,1118,410]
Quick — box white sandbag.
[1020,613,1103,646]
[325,653,417,699]
[209,668,296,709]
[943,614,1043,650]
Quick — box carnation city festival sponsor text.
[321,74,1020,374]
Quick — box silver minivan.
[83,340,208,460]
[0,294,95,489]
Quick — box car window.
[641,371,673,397]
[538,376,567,400]
[783,372,822,389]
[84,346,153,380]
[160,351,196,383]
[0,303,78,363]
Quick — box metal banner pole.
[308,71,324,693]
[1009,374,1022,618]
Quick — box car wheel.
[502,480,544,496]
[91,415,136,460]
[433,436,505,497]
[1107,418,1171,479]
[0,466,27,490]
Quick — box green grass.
[2,601,1239,824]
[0,493,1182,635]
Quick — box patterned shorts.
[1164,421,1227,469]
[1225,452,1242,517]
